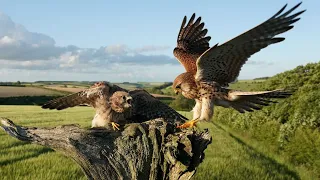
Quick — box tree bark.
[0,117,211,180]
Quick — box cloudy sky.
[0,0,319,82]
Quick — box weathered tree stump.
[0,117,211,180]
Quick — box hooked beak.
[126,96,133,106]
[174,90,179,95]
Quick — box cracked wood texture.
[0,117,212,180]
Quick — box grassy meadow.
[0,105,314,180]
[0,106,92,180]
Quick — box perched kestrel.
[172,3,305,128]
[42,81,187,130]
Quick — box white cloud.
[247,60,274,66]
[134,45,170,53]
[0,59,56,70]
[104,44,171,56]
[59,52,80,68]
[0,12,55,47]
[0,36,17,46]
[0,11,177,76]
[105,44,128,55]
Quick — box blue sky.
[0,0,318,82]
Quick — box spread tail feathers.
[227,89,293,113]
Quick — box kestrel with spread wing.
[172,3,305,128]
[42,82,187,130]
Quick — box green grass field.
[0,105,312,180]
[0,106,92,180]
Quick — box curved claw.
[111,122,120,131]
[177,119,200,129]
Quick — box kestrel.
[42,81,187,130]
[172,3,305,128]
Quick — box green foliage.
[213,61,320,174]
[145,87,164,94]
[254,76,270,80]
[169,94,195,111]
[161,86,176,96]
[283,127,320,168]
[0,82,25,87]
[145,82,173,95]
[257,63,320,133]
[229,80,263,91]
[258,62,320,90]
[154,82,172,89]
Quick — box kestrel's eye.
[176,84,181,89]
[122,96,126,100]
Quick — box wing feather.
[173,13,211,72]
[41,82,122,110]
[195,3,305,86]
[42,92,91,110]
[130,89,187,123]
[226,89,292,113]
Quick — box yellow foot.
[111,122,120,131]
[177,119,200,129]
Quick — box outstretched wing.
[173,13,211,72]
[130,89,188,123]
[226,89,293,113]
[42,82,122,110]
[195,3,305,86]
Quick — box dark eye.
[176,84,181,89]
[122,96,126,100]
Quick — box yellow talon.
[111,122,120,131]
[177,119,200,129]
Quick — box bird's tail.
[227,89,293,113]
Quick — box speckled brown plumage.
[173,13,211,72]
[42,82,187,129]
[172,3,304,125]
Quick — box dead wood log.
[0,117,211,180]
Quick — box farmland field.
[0,82,175,101]
[44,85,87,93]
[0,86,64,97]
[44,84,175,99]
[0,105,315,180]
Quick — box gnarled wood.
[1,118,211,180]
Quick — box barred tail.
[228,89,293,113]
